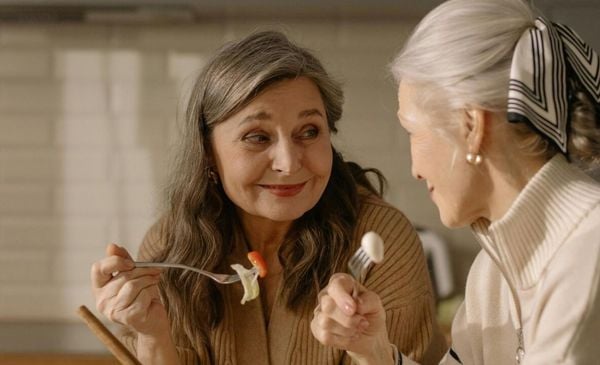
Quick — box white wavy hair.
[392,0,600,168]
[391,0,536,114]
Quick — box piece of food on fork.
[135,251,267,304]
[348,231,384,297]
[231,251,268,304]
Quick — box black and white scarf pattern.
[508,17,600,152]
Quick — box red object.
[247,251,268,278]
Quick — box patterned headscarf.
[508,17,600,152]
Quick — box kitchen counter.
[0,353,118,365]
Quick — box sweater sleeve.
[354,194,447,364]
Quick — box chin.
[264,212,306,223]
[259,204,313,222]
[438,210,470,229]
[441,220,467,229]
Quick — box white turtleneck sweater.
[401,154,600,365]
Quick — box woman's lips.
[260,182,307,197]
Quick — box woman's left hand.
[310,273,395,365]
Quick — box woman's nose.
[272,139,301,174]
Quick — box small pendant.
[516,346,525,364]
[516,328,525,364]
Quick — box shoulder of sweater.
[570,201,600,237]
[531,223,600,360]
[357,192,436,303]
[545,204,600,278]
[356,190,410,227]
[464,249,503,291]
[466,205,600,297]
[355,193,416,249]
[356,191,419,252]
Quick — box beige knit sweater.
[124,192,446,364]
[402,154,600,365]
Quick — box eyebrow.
[238,108,324,126]
[239,111,271,126]
[298,108,324,119]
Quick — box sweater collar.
[471,154,600,289]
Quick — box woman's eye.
[298,127,319,140]
[243,134,270,144]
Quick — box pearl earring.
[466,153,482,165]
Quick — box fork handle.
[134,262,184,270]
[134,262,162,268]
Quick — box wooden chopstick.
[76,305,141,365]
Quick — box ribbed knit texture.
[472,154,600,289]
[399,155,600,365]
[123,192,446,364]
[399,154,600,365]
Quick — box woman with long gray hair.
[90,31,446,364]
[311,0,600,364]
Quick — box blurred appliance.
[417,228,454,300]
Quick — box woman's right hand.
[311,273,395,365]
[91,243,169,337]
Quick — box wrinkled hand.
[91,243,169,337]
[310,273,394,364]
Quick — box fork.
[348,248,372,285]
[134,262,257,284]
[347,231,384,298]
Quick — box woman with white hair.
[310,0,600,364]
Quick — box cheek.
[221,154,265,188]
[213,144,264,191]
[434,154,479,227]
[305,140,333,179]
[410,138,439,169]
[410,141,425,163]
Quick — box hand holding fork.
[310,231,391,362]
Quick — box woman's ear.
[461,108,486,155]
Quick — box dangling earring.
[466,153,482,165]
[207,168,219,184]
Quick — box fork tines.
[348,247,372,282]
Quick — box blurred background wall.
[0,0,598,355]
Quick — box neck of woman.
[237,210,289,274]
[485,153,548,222]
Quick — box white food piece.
[230,263,260,304]
[361,231,384,263]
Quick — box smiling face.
[397,82,486,228]
[211,77,333,224]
